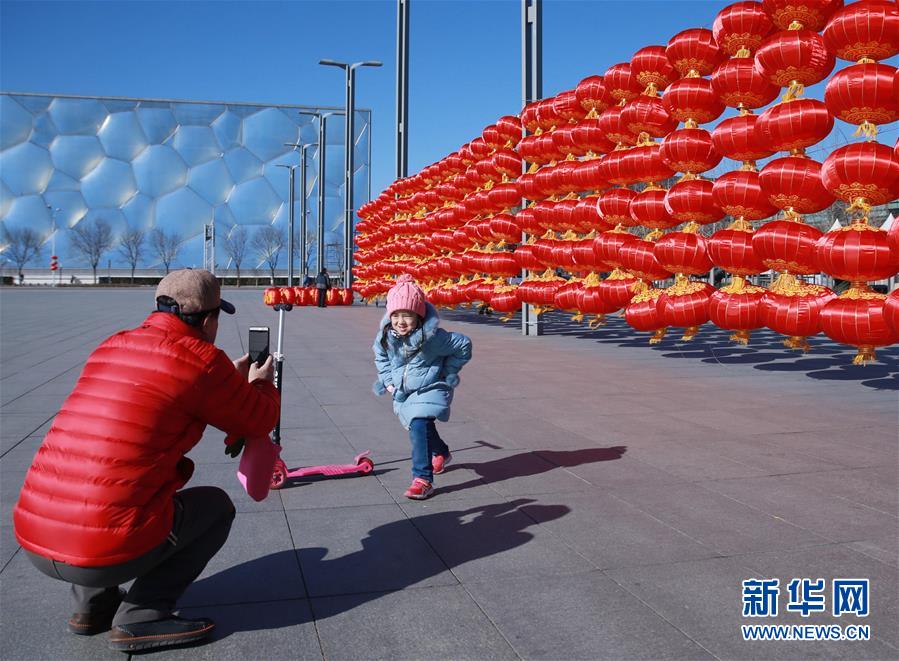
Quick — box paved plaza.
[1,287,897,660]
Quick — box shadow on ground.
[187,498,570,639]
[443,310,899,391]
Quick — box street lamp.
[275,163,298,287]
[319,59,382,288]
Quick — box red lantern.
[820,141,899,209]
[263,287,281,306]
[654,230,713,274]
[762,0,844,31]
[598,188,639,227]
[754,30,836,98]
[756,98,834,153]
[823,0,899,62]
[884,290,899,333]
[661,128,722,174]
[621,96,677,138]
[490,286,521,317]
[752,218,823,274]
[713,1,776,56]
[575,195,615,234]
[627,144,677,184]
[709,222,769,275]
[711,57,780,109]
[666,28,724,77]
[712,169,778,221]
[712,114,775,164]
[488,213,521,244]
[824,63,899,134]
[573,118,617,155]
[619,237,674,281]
[760,276,837,350]
[597,269,639,309]
[657,277,717,340]
[661,78,725,125]
[576,75,615,115]
[625,286,669,342]
[579,275,621,325]
[513,242,546,271]
[820,291,899,364]
[759,156,834,214]
[665,178,725,225]
[816,221,899,283]
[604,63,641,103]
[555,279,584,313]
[630,188,679,230]
[631,45,678,93]
[709,277,768,343]
[594,228,639,268]
[554,89,588,124]
[598,105,638,147]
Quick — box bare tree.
[150,228,182,274]
[117,228,145,283]
[69,218,114,284]
[1,226,43,283]
[251,225,285,284]
[292,229,318,282]
[221,226,249,286]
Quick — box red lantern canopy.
[666,28,724,78]
[665,178,725,225]
[711,57,780,109]
[575,75,615,116]
[759,156,834,214]
[709,277,768,344]
[661,78,725,126]
[661,128,722,174]
[754,30,836,100]
[711,114,776,164]
[631,45,678,93]
[712,169,778,221]
[824,63,899,136]
[713,1,776,56]
[762,0,844,32]
[820,141,899,210]
[823,0,899,62]
[756,98,834,154]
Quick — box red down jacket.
[14,312,280,567]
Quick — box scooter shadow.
[276,466,396,487]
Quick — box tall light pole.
[275,163,298,287]
[315,112,337,275]
[396,0,410,180]
[319,59,382,288]
[295,111,324,281]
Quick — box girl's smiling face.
[390,310,419,336]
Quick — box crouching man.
[13,269,280,652]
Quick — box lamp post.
[275,163,298,287]
[319,59,382,288]
[315,112,337,275]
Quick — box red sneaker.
[404,478,433,500]
[431,452,452,475]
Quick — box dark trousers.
[317,289,328,307]
[27,486,235,626]
[409,418,449,482]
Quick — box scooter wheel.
[357,457,374,474]
[271,460,288,489]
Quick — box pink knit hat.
[386,274,427,317]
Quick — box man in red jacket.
[13,269,280,652]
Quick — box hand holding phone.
[248,327,270,366]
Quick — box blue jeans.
[409,418,449,482]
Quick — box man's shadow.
[438,446,626,495]
[183,499,570,639]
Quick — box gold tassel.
[783,336,811,352]
[781,80,805,102]
[852,121,878,140]
[735,46,751,58]
[730,330,752,345]
[852,346,876,365]
[684,118,698,129]
[788,20,803,30]
[739,161,757,171]
[681,326,700,341]
[588,315,607,329]
[571,312,584,323]
[649,328,668,344]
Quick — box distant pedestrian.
[315,268,331,307]
[302,273,314,288]
[372,275,472,500]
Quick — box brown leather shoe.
[107,616,215,652]
[67,588,125,636]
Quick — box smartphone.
[248,327,270,366]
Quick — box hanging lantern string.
[852,121,878,140]
[781,81,805,102]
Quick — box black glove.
[224,437,245,458]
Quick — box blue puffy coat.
[373,302,472,429]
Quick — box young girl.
[373,275,472,499]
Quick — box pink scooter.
[270,451,374,489]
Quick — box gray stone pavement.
[1,286,897,661]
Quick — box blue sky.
[3,0,765,199]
